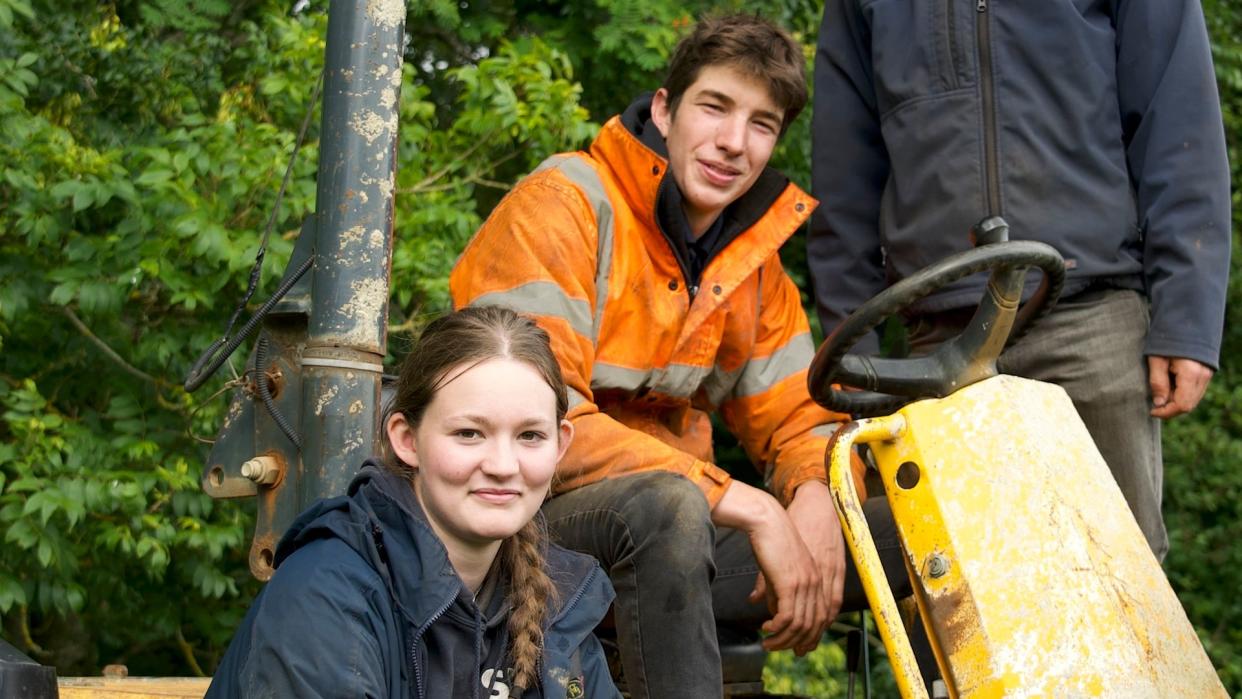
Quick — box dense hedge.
[1,1,1238,692]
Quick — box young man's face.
[651,64,784,237]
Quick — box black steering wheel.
[808,218,1065,418]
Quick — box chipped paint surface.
[369,229,384,249]
[366,0,405,29]
[340,224,365,249]
[348,399,364,415]
[222,395,244,430]
[863,376,1227,697]
[342,427,364,453]
[349,109,394,146]
[830,418,929,699]
[314,384,340,416]
[337,277,388,345]
[359,172,394,201]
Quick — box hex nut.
[240,455,283,485]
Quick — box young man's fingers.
[748,572,768,607]
[788,574,824,651]
[761,603,795,649]
[762,576,814,650]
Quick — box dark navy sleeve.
[809,0,889,354]
[1115,0,1231,368]
[207,539,391,699]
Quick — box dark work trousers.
[908,287,1166,560]
[542,471,924,699]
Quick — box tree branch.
[19,605,51,659]
[402,128,501,193]
[61,307,160,386]
[175,626,206,677]
[399,149,522,196]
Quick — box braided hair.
[383,305,567,692]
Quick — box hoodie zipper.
[410,595,455,699]
[976,0,1002,217]
[557,565,598,619]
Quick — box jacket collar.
[272,463,463,629]
[596,94,818,346]
[272,462,612,642]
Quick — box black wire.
[254,335,302,448]
[184,254,314,392]
[183,70,325,392]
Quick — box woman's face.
[387,357,572,552]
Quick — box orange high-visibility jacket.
[450,115,858,508]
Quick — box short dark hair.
[662,14,808,133]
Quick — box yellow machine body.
[830,374,1226,698]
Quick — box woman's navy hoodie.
[206,462,619,699]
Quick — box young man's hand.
[785,480,846,628]
[1148,356,1213,419]
[713,481,828,655]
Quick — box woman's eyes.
[451,428,547,442]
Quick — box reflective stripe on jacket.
[451,115,862,506]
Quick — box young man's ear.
[386,413,418,469]
[651,87,673,138]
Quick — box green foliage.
[390,37,594,326]
[1,0,1240,693]
[1162,0,1242,692]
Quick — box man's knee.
[547,472,715,568]
[611,472,714,561]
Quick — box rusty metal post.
[298,0,403,504]
[200,0,405,580]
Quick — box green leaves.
[1,0,1239,689]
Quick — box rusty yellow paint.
[836,374,1228,698]
[830,415,929,699]
[57,677,209,698]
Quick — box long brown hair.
[384,305,566,692]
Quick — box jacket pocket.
[862,0,975,116]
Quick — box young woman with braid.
[207,306,620,699]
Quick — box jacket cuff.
[775,451,868,506]
[687,460,733,509]
[1143,333,1221,372]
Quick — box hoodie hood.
[272,461,612,643]
[616,93,794,288]
[273,461,462,627]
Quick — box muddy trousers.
[543,472,931,699]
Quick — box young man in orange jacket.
[451,15,916,697]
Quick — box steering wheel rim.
[809,240,1065,418]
